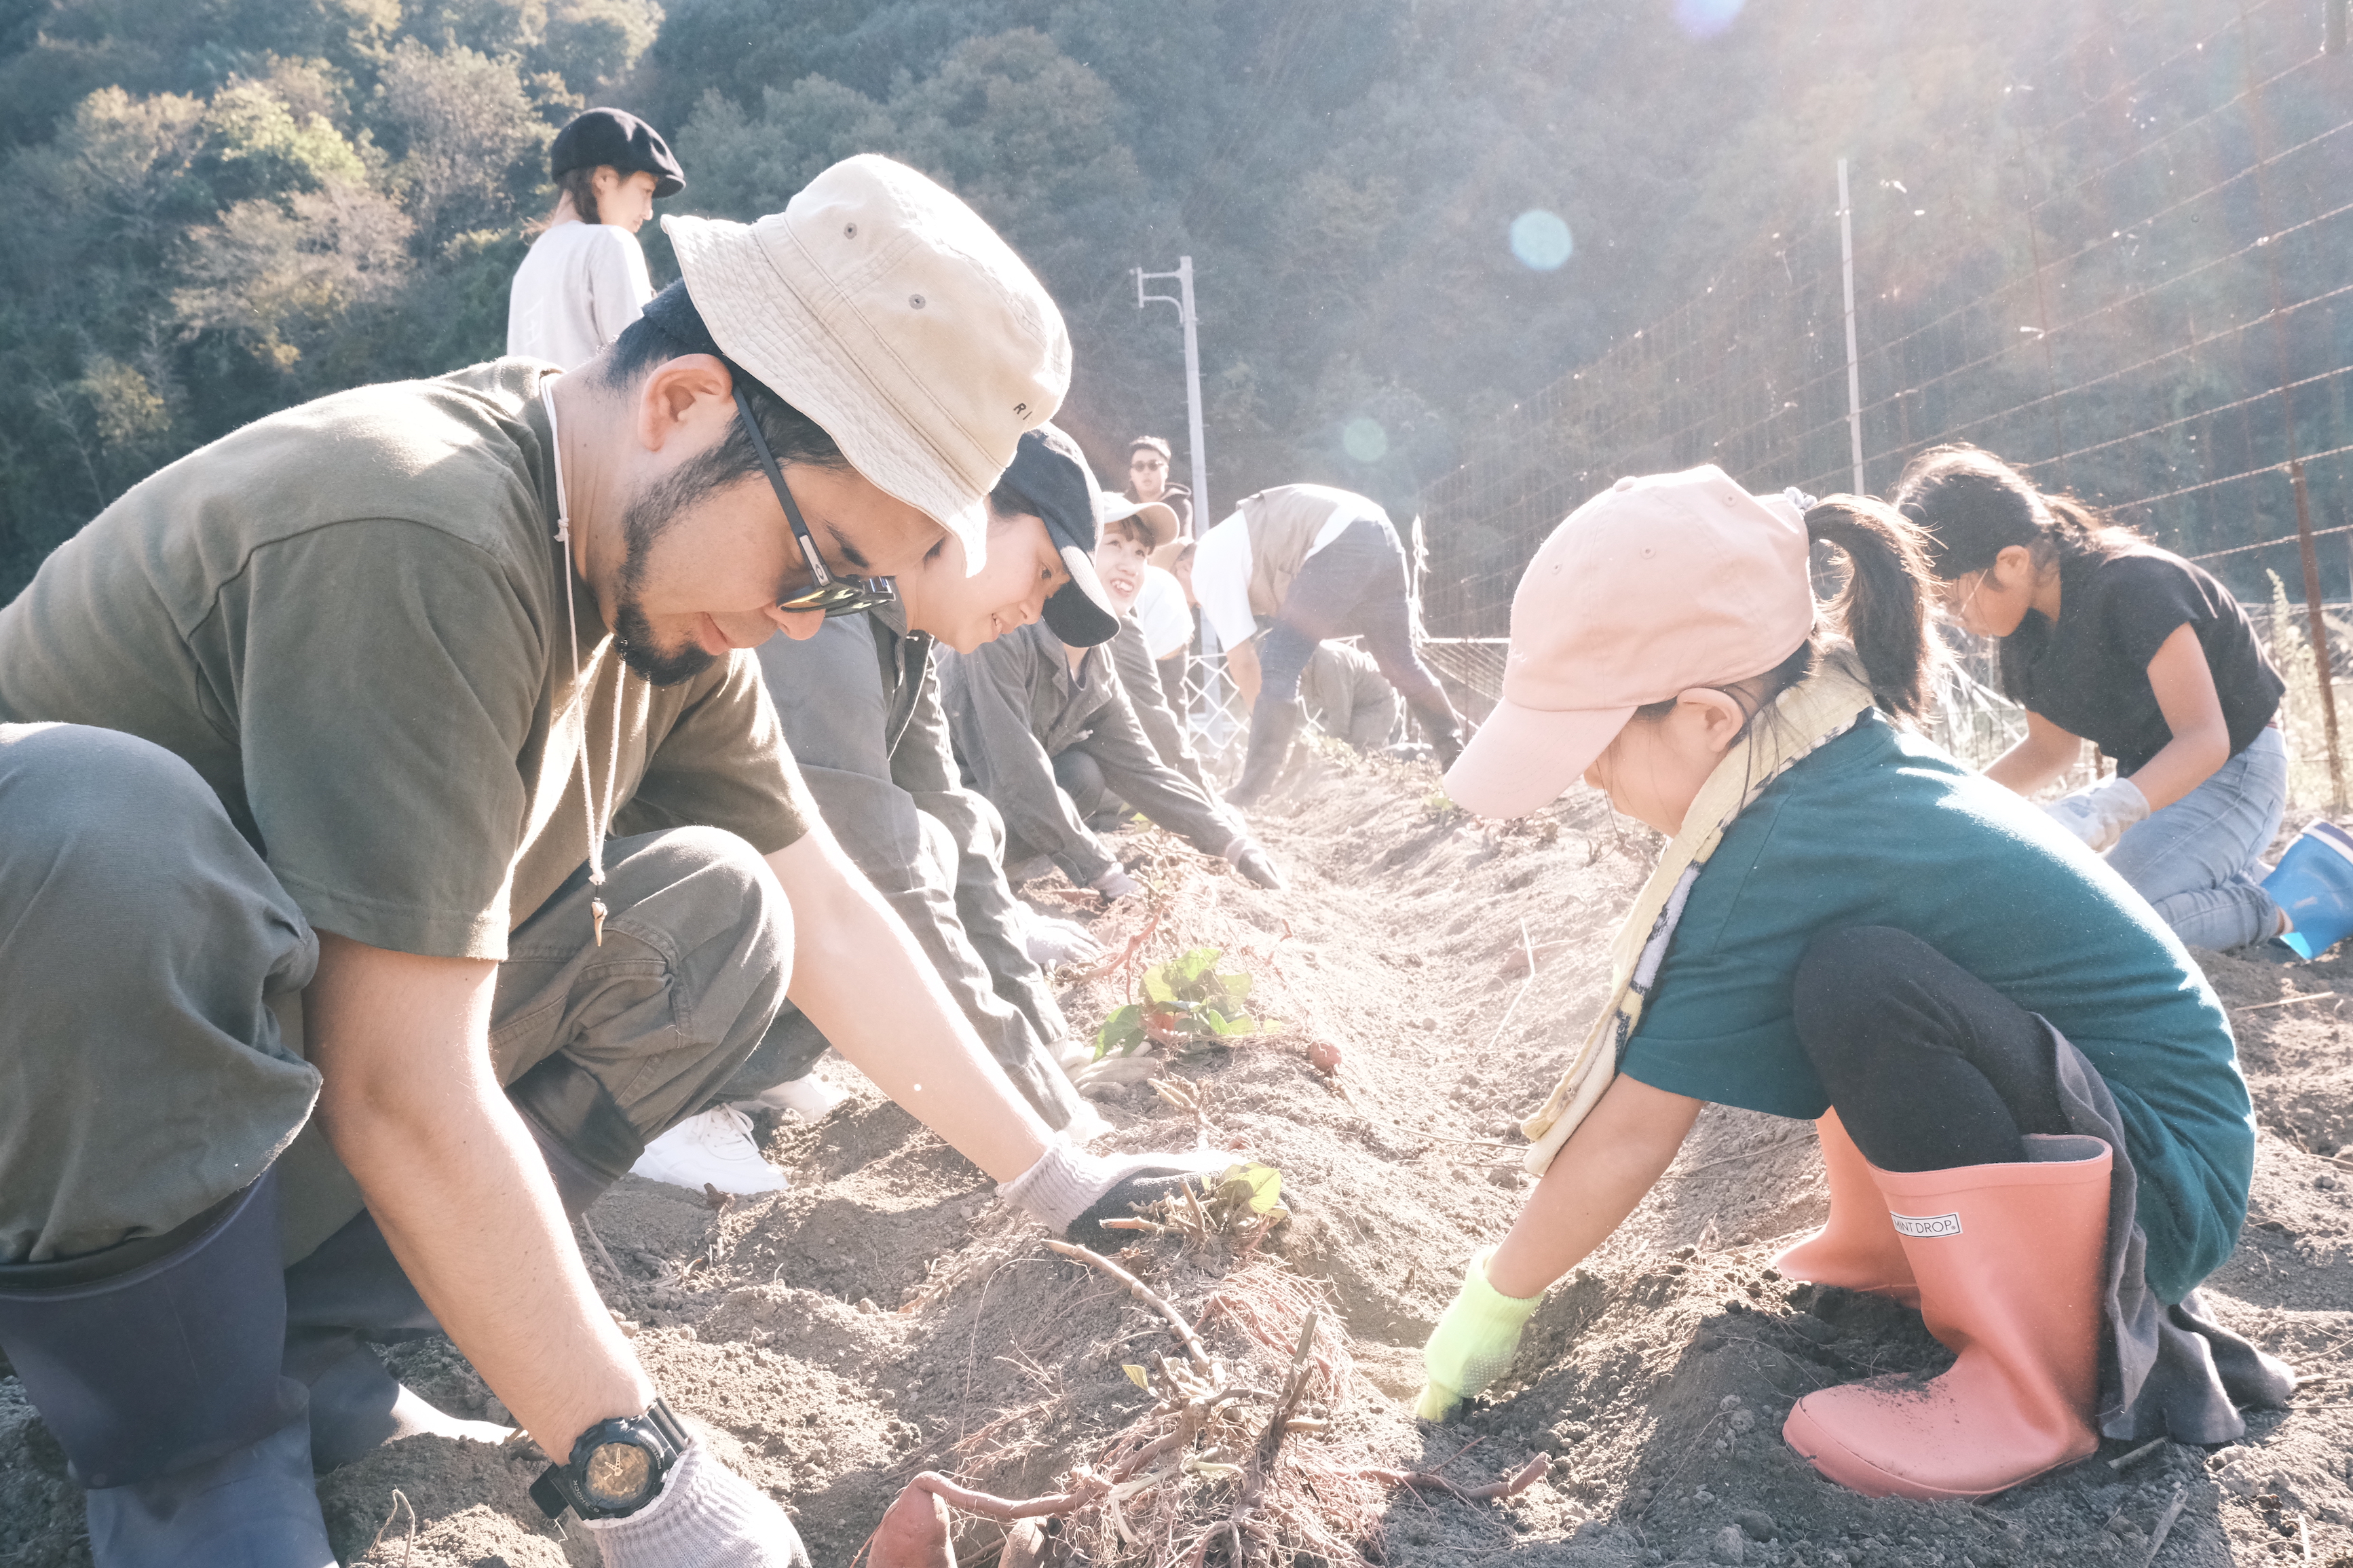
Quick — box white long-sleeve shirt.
[506,222,654,370]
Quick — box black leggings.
[1792,927,2072,1172]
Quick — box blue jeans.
[2106,726,2287,951]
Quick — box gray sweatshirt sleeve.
[1072,662,1243,858]
[942,634,1118,886]
[890,645,1085,1126]
[1110,614,1213,796]
[747,622,1083,1128]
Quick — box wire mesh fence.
[1414,0,2353,804]
[1169,640,1417,788]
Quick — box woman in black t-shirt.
[1895,445,2290,953]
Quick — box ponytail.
[1894,442,2140,578]
[1802,495,1938,723]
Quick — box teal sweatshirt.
[1620,714,2255,1303]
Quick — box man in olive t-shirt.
[0,157,1224,1568]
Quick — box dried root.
[887,1244,1535,1567]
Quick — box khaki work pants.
[0,723,790,1267]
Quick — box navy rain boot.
[280,1108,616,1471]
[280,1210,510,1472]
[0,1171,334,1568]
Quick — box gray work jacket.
[745,601,1084,1130]
[939,619,1243,887]
[1108,613,1214,797]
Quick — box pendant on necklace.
[591,896,608,946]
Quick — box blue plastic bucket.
[2260,820,2353,958]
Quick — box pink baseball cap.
[1443,465,1815,819]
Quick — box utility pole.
[1136,257,1209,529]
[1837,159,1865,497]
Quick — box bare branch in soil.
[366,1488,417,1566]
[1221,1309,1322,1558]
[1480,917,1541,1055]
[1363,1452,1551,1503]
[2137,1481,2187,1568]
[576,1216,622,1282]
[1044,1239,1214,1375]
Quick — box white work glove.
[1021,909,1106,966]
[582,1442,808,1567]
[997,1142,1235,1250]
[1091,864,1142,900]
[2044,776,2149,853]
[1222,835,1285,890]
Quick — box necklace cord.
[541,377,618,943]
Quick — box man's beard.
[611,596,716,687]
[611,477,721,688]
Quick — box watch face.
[583,1440,655,1508]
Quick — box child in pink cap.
[1418,467,2286,1502]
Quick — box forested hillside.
[0,0,2244,598]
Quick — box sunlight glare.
[1673,0,1745,39]
[1509,209,1573,270]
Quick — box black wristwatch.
[531,1397,690,1521]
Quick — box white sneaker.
[738,1073,846,1120]
[629,1107,788,1195]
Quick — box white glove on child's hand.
[1024,913,1106,966]
[1091,864,1142,900]
[2044,776,2149,853]
[583,1442,808,1567]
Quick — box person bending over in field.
[1896,444,2294,956]
[1418,467,2289,1502]
[941,439,1285,899]
[1298,640,1402,754]
[1192,483,1464,805]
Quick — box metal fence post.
[1836,159,1865,496]
[2291,459,2346,803]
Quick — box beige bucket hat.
[662,155,1070,571]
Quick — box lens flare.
[1673,0,1744,39]
[1341,417,1389,463]
[1509,210,1573,271]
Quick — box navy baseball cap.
[999,425,1121,647]
[551,108,685,198]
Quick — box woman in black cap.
[506,108,687,371]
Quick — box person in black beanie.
[507,108,687,371]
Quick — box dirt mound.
[4,744,2351,1566]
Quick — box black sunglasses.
[732,387,897,618]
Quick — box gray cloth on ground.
[0,723,790,1268]
[733,607,1087,1130]
[2044,1021,2296,1440]
[941,621,1245,887]
[1109,612,1215,796]
[1299,641,1401,752]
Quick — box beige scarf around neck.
[1519,656,1881,1175]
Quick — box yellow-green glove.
[1414,1247,1543,1421]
